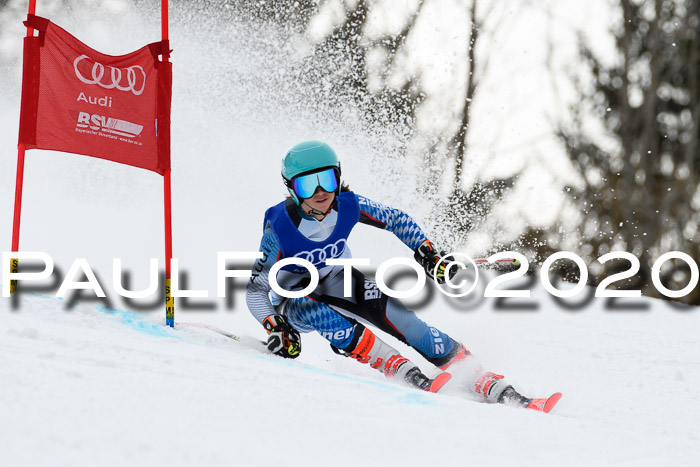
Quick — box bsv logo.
[76,112,143,138]
[294,238,347,266]
[364,279,381,300]
[73,55,147,96]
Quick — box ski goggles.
[291,168,339,199]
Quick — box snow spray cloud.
[0,1,418,297]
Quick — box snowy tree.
[559,0,700,303]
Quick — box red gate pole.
[10,0,38,294]
[162,0,174,327]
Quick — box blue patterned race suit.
[246,191,458,367]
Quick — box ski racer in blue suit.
[246,141,540,404]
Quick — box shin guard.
[338,324,415,380]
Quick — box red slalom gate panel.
[18,14,172,175]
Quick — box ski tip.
[543,392,563,413]
[429,372,452,393]
[525,392,563,413]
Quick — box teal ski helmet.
[282,140,342,205]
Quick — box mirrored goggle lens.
[292,168,338,199]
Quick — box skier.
[246,140,560,411]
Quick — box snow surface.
[2,284,700,466]
[1,2,699,466]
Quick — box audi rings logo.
[73,55,147,96]
[294,239,347,265]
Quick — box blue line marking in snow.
[27,292,64,300]
[24,292,180,339]
[95,305,182,339]
[171,321,444,405]
[397,392,439,405]
[240,349,445,406]
[23,293,442,406]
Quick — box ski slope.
[2,284,699,466]
[1,2,699,466]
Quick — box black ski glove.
[413,239,458,284]
[263,314,301,359]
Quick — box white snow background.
[1,1,699,466]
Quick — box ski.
[525,392,563,414]
[176,321,241,340]
[428,372,453,393]
[499,386,563,413]
[176,322,271,353]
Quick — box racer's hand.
[263,314,301,358]
[413,240,458,284]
